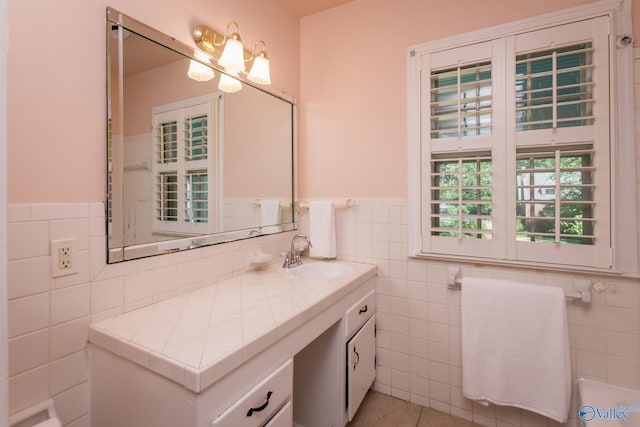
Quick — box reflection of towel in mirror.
[309,200,336,258]
[261,200,281,234]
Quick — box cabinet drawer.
[263,401,292,427]
[211,359,293,427]
[345,290,375,338]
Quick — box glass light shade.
[187,59,215,82]
[247,55,271,85]
[218,36,246,73]
[218,72,242,93]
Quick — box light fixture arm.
[194,23,251,60]
[220,21,240,46]
[247,40,269,63]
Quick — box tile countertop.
[88,259,377,393]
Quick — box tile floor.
[348,391,479,427]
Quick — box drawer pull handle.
[358,305,368,315]
[353,346,360,370]
[246,391,273,417]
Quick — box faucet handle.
[281,251,291,268]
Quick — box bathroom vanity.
[89,260,376,427]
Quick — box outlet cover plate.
[51,238,79,278]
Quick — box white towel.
[461,277,571,423]
[308,200,336,258]
[260,200,281,234]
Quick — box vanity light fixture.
[187,52,215,82]
[216,22,245,73]
[193,22,271,90]
[246,41,271,85]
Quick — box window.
[515,146,594,245]
[431,61,492,138]
[431,154,493,239]
[515,43,595,131]
[152,94,222,236]
[408,3,635,271]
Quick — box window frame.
[151,93,224,236]
[407,0,637,274]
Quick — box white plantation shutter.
[157,172,178,222]
[430,61,492,139]
[415,15,612,268]
[515,146,595,244]
[185,169,208,224]
[420,40,506,258]
[430,154,493,239]
[515,44,595,131]
[507,17,611,268]
[152,94,222,235]
[185,115,208,161]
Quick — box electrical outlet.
[51,239,78,278]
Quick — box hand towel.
[461,277,571,423]
[260,200,281,234]
[308,200,337,258]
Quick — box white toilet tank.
[576,378,640,426]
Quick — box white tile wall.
[6,202,292,425]
[300,198,640,427]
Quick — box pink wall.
[7,0,299,203]
[7,0,639,202]
[298,0,639,198]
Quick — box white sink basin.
[288,262,353,279]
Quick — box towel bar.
[446,267,592,305]
[251,199,292,208]
[296,199,354,215]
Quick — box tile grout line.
[415,407,424,426]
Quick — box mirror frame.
[106,7,297,263]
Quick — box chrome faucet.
[283,234,312,268]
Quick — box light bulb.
[218,72,242,93]
[218,36,245,73]
[187,59,215,82]
[247,54,271,85]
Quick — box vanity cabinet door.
[347,315,376,421]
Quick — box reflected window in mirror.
[106,8,296,263]
[151,94,222,236]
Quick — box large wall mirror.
[107,8,296,263]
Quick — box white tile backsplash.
[53,381,90,426]
[50,285,90,326]
[8,293,49,338]
[8,257,50,299]
[8,365,50,416]
[8,330,49,376]
[50,351,89,395]
[49,317,89,360]
[6,201,292,423]
[8,221,49,260]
